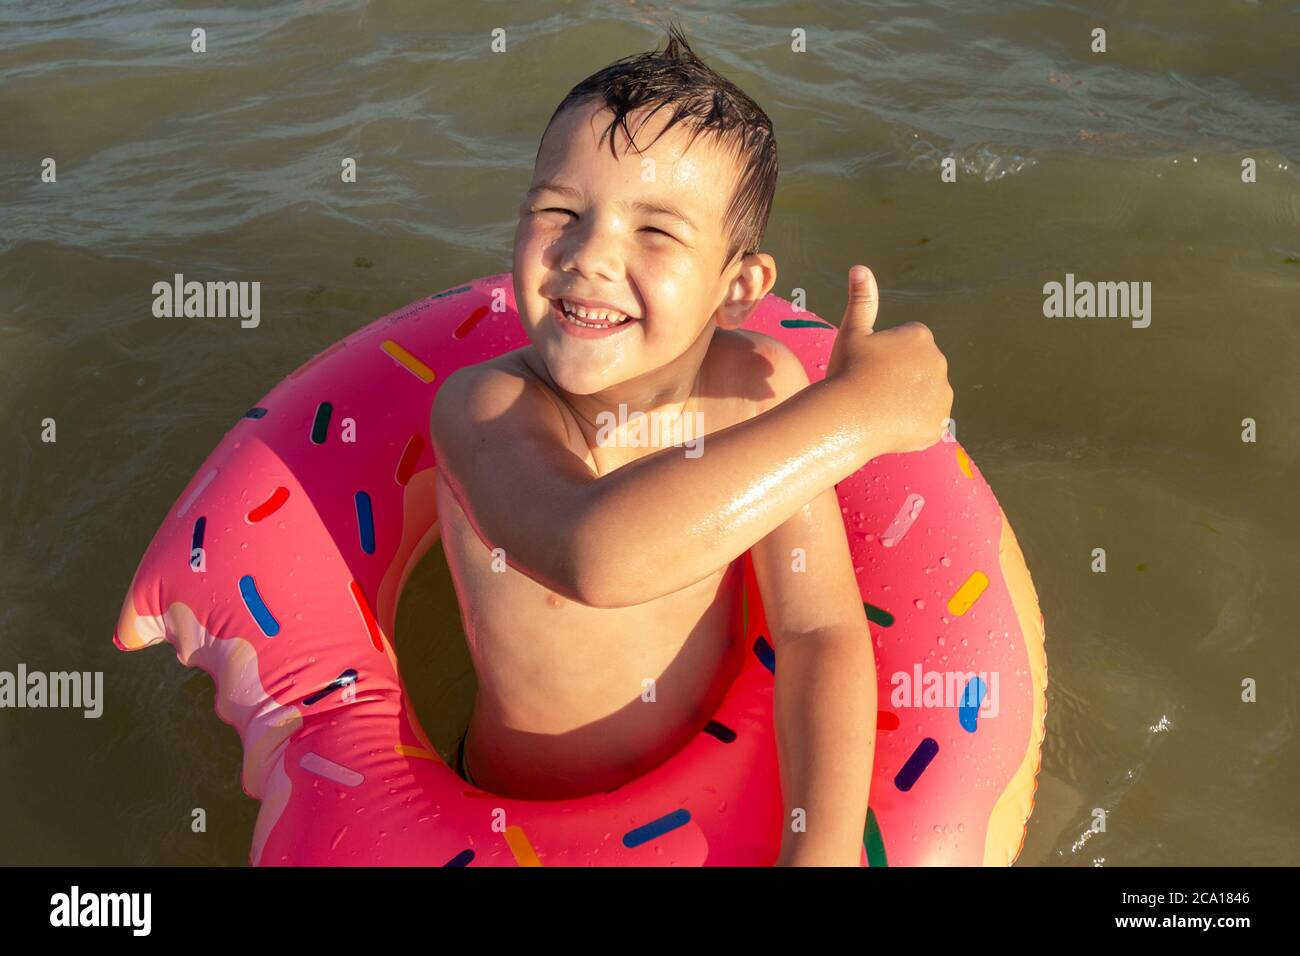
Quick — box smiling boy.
[430,26,952,866]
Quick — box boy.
[430,26,952,866]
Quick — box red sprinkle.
[453,305,489,339]
[247,486,290,523]
[394,434,424,486]
[349,579,384,652]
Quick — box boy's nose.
[556,221,625,282]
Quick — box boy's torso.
[436,329,774,799]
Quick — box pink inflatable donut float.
[113,273,1047,866]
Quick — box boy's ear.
[714,252,777,330]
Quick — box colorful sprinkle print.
[354,490,375,554]
[394,434,424,486]
[881,493,925,547]
[348,579,384,651]
[189,516,205,567]
[303,668,358,706]
[864,807,888,867]
[958,676,987,733]
[955,445,973,478]
[299,751,363,787]
[453,305,490,339]
[238,574,280,637]
[381,339,436,383]
[622,809,691,849]
[703,719,737,743]
[176,468,217,518]
[246,486,289,523]
[864,602,895,627]
[894,737,940,792]
[947,570,990,616]
[504,825,542,866]
[310,401,332,444]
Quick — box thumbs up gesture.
[825,266,953,456]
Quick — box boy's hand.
[824,265,953,456]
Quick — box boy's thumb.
[842,265,879,334]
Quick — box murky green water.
[1,1,1297,865]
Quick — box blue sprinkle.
[304,668,358,706]
[243,407,268,419]
[623,809,691,849]
[753,635,776,674]
[704,719,737,743]
[355,491,375,554]
[894,738,939,792]
[190,516,206,568]
[444,849,475,867]
[958,676,987,733]
[238,575,280,637]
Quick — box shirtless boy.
[430,27,952,866]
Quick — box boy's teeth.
[562,299,630,325]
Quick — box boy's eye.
[532,208,677,243]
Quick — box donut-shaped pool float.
[113,273,1047,866]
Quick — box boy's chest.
[435,470,744,717]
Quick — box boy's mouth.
[549,298,639,339]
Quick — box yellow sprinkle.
[505,825,543,867]
[381,339,436,383]
[394,744,438,760]
[956,446,973,478]
[947,570,989,616]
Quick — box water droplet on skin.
[914,599,926,610]
[940,555,951,567]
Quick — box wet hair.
[538,21,778,272]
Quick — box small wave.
[908,140,1039,181]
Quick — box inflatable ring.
[113,273,1047,866]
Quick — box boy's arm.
[749,345,876,867]
[430,266,950,608]
[431,362,869,608]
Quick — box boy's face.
[513,98,766,397]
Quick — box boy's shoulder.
[430,347,573,446]
[711,327,813,416]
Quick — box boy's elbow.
[566,514,647,609]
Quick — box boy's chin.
[545,366,632,398]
